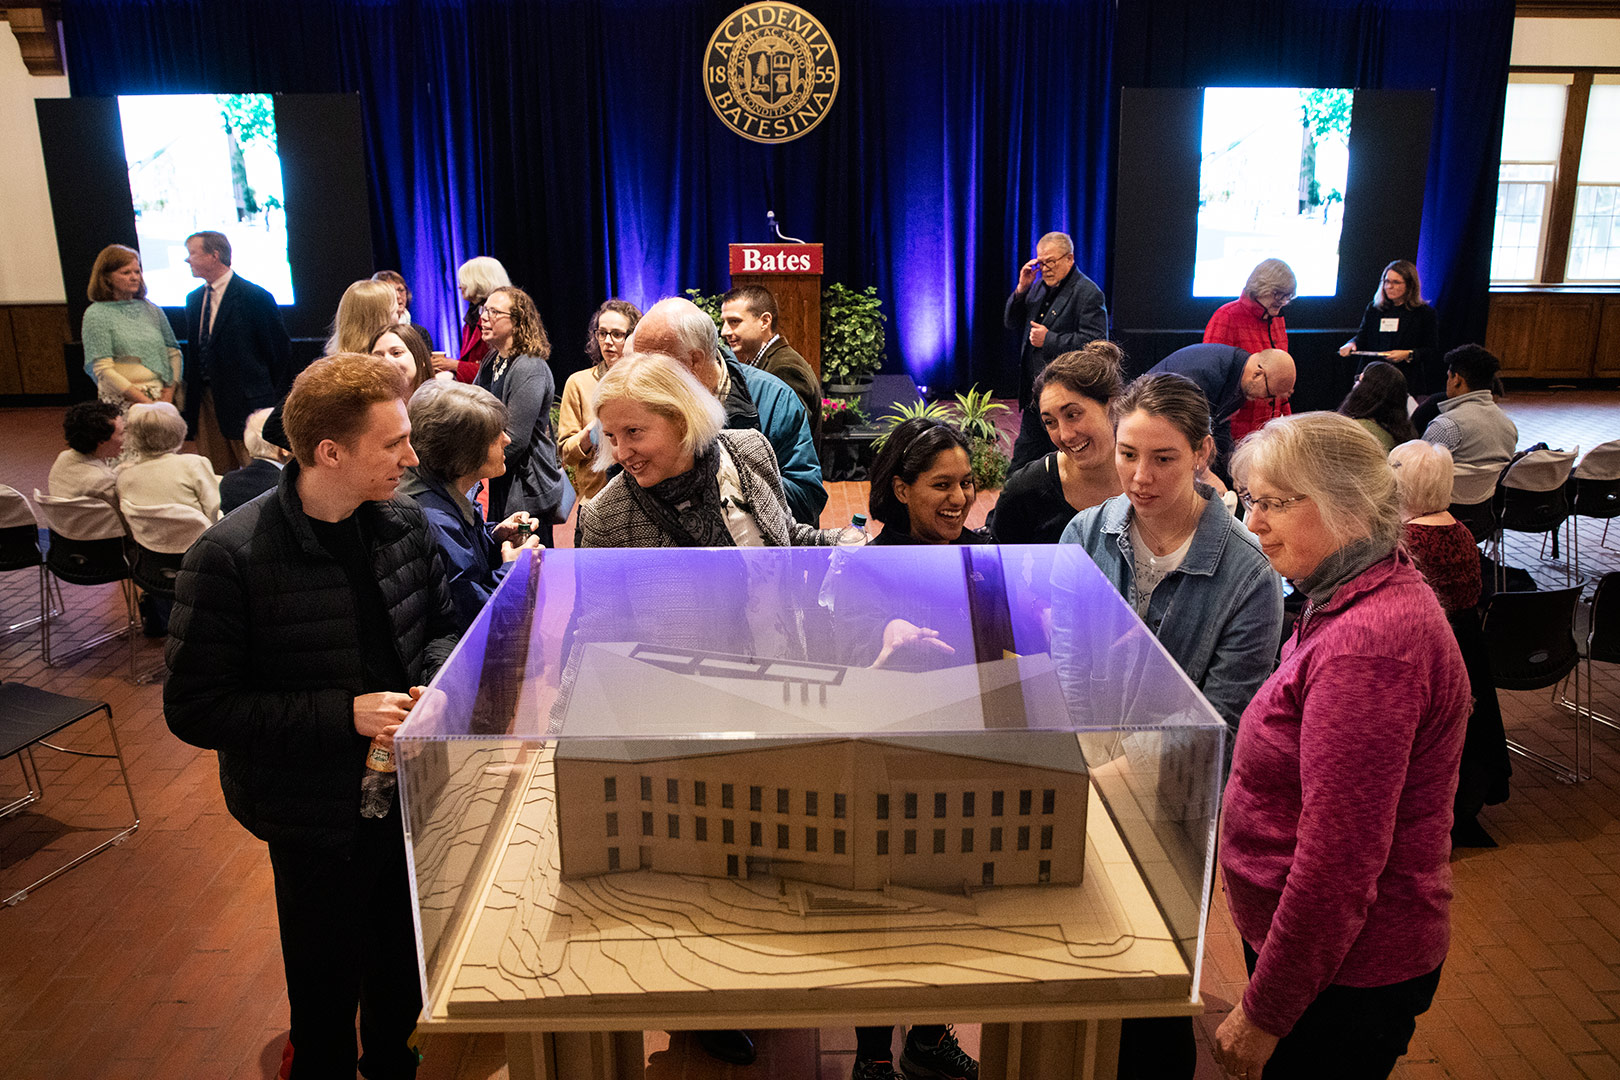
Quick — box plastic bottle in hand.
[359,736,397,819]
[817,513,869,613]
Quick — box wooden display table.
[412,744,1199,1080]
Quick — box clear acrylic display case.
[397,544,1226,1030]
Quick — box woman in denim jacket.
[1060,372,1283,739]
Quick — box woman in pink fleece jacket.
[1216,413,1470,1080]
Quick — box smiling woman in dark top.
[867,417,984,546]
[991,341,1125,543]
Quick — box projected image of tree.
[1193,87,1353,298]
[118,93,294,306]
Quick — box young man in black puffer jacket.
[166,353,459,1080]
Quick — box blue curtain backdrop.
[61,0,1510,392]
[61,0,1115,396]
[1113,0,1516,358]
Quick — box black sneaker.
[852,1058,905,1080]
[899,1025,978,1080]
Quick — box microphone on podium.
[767,208,806,245]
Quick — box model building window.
[608,847,620,871]
[962,791,975,817]
[805,790,818,817]
[777,787,790,814]
[694,780,707,807]
[777,824,790,850]
[668,814,680,839]
[641,811,654,836]
[877,793,890,820]
[904,829,917,854]
[834,793,846,819]
[750,785,763,812]
[805,827,818,852]
[667,778,679,804]
[695,817,708,842]
[1017,825,1030,851]
[904,792,918,819]
[933,829,946,854]
[1042,789,1056,814]
[1039,860,1052,884]
[722,783,734,809]
[1019,789,1032,815]
[604,776,617,802]
[982,862,995,886]
[727,854,739,877]
[834,829,846,854]
[961,828,974,853]
[1040,825,1053,850]
[723,819,735,844]
[750,821,763,847]
[640,775,652,801]
[606,812,618,838]
[934,792,947,818]
[991,790,1004,816]
[877,830,889,855]
[990,827,1003,851]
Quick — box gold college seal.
[704,3,839,144]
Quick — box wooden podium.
[729,243,823,378]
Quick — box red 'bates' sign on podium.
[728,243,823,275]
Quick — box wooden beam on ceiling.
[1,5,66,77]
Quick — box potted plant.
[821,283,886,396]
[820,397,868,434]
[871,387,1012,491]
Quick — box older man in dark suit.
[1004,231,1109,471]
[182,231,292,474]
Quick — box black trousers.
[268,806,421,1080]
[1242,941,1441,1080]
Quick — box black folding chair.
[1481,586,1588,783]
[1570,440,1620,549]
[32,490,138,678]
[0,485,59,640]
[1561,571,1620,739]
[1,681,140,905]
[120,501,213,683]
[1498,447,1579,586]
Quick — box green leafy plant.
[970,439,1010,491]
[952,385,1010,450]
[870,398,953,453]
[820,283,886,387]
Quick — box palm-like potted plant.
[870,387,1012,491]
[821,283,886,396]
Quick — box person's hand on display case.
[1213,1002,1280,1079]
[872,618,956,669]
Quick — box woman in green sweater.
[81,244,182,410]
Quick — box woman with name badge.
[1338,260,1440,394]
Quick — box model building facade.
[555,735,1088,890]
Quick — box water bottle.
[817,513,869,613]
[359,736,397,819]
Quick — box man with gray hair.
[1005,230,1109,470]
[633,297,827,524]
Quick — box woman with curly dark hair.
[1337,359,1418,452]
[559,299,641,505]
[473,286,567,540]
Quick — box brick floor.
[2,390,1618,1079]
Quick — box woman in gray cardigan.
[473,286,569,544]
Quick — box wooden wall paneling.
[1532,295,1601,377]
[1595,296,1620,378]
[10,305,70,395]
[0,309,21,395]
[1487,295,1542,375]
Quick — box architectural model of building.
[553,642,1087,891]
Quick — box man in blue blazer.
[183,231,292,474]
[1004,231,1109,471]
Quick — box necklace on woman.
[1133,494,1202,562]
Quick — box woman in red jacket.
[1204,257,1295,442]
[1217,412,1470,1080]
